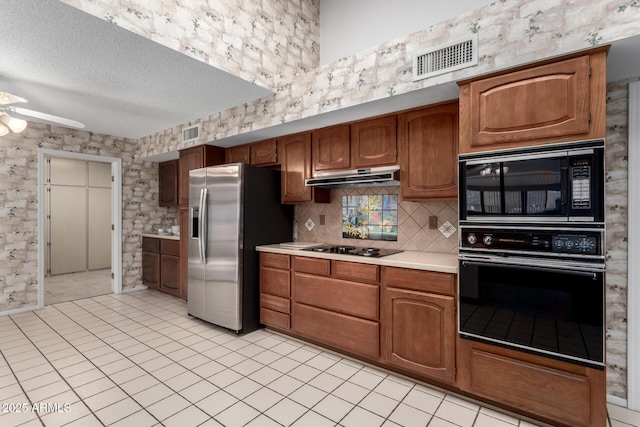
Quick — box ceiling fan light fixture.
[0,123,9,136]
[1,113,27,133]
[0,92,27,105]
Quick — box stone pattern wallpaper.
[295,187,458,254]
[603,76,636,400]
[133,0,640,159]
[0,124,177,312]
[61,0,320,90]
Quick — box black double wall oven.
[457,140,606,368]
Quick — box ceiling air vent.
[182,124,200,143]
[413,34,478,81]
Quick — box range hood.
[305,165,400,188]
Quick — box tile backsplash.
[295,186,458,254]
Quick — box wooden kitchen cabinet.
[383,267,456,385]
[458,47,608,153]
[291,256,381,360]
[457,338,606,427]
[250,138,278,166]
[279,132,330,204]
[312,125,350,173]
[158,159,178,207]
[142,236,181,297]
[178,145,225,207]
[398,100,458,200]
[260,253,292,330]
[225,144,250,164]
[351,115,397,168]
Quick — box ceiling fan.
[0,91,85,136]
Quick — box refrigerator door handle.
[199,188,208,264]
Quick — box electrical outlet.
[429,216,438,229]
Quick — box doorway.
[44,157,112,303]
[38,149,123,307]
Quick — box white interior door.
[88,162,112,270]
[50,185,87,274]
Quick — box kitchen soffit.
[2,0,639,148]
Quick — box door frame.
[38,149,123,308]
[627,80,640,410]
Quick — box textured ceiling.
[0,0,273,139]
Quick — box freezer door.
[204,164,243,331]
[187,168,207,319]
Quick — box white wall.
[319,0,495,64]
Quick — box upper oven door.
[459,141,604,224]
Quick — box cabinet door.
[279,133,329,203]
[160,254,180,296]
[142,251,160,290]
[178,147,203,206]
[385,288,456,384]
[459,49,607,153]
[178,146,225,206]
[312,125,350,173]
[226,145,250,164]
[158,160,178,207]
[351,115,397,168]
[251,139,278,166]
[398,101,458,200]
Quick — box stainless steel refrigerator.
[187,163,293,334]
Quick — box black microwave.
[459,140,604,224]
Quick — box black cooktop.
[304,245,403,258]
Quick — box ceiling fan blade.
[0,92,27,105]
[9,106,85,129]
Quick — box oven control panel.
[460,227,602,256]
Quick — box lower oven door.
[458,255,605,367]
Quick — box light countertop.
[142,233,180,241]
[256,243,458,274]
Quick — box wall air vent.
[413,34,478,81]
[182,124,200,143]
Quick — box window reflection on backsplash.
[342,194,398,241]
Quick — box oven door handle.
[459,257,604,277]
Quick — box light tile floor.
[0,289,638,427]
[44,270,112,305]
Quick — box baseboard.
[607,394,628,408]
[0,304,40,317]
[122,285,148,294]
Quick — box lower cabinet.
[457,338,607,427]
[259,253,292,330]
[384,288,455,384]
[142,237,181,297]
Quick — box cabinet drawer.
[459,340,602,427]
[261,293,290,314]
[161,239,180,256]
[293,303,379,359]
[294,256,330,276]
[142,237,160,253]
[384,267,455,296]
[260,267,290,297]
[261,308,290,330]
[294,273,379,320]
[333,261,379,283]
[261,252,290,269]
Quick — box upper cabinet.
[251,138,279,166]
[280,132,330,204]
[398,101,459,200]
[312,125,350,174]
[225,144,250,164]
[458,47,608,153]
[351,115,397,168]
[158,159,178,207]
[178,145,225,206]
